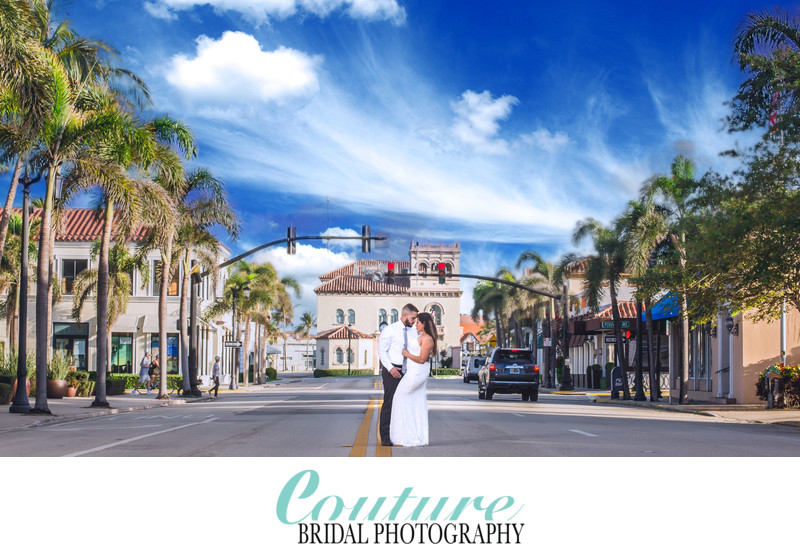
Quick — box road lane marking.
[570,429,598,437]
[376,399,391,457]
[63,417,218,457]
[349,397,376,457]
[512,413,526,418]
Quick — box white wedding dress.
[390,335,429,447]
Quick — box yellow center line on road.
[350,396,377,457]
[376,399,391,457]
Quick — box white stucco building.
[314,242,463,371]
[1,208,234,383]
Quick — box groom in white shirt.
[377,303,419,446]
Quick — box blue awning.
[644,293,679,321]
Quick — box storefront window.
[53,322,88,371]
[111,333,134,373]
[150,333,179,373]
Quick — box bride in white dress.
[390,312,438,447]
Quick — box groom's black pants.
[380,364,403,444]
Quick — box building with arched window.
[315,243,462,371]
[314,325,375,371]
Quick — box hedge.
[0,382,11,405]
[314,369,375,377]
[430,367,460,376]
[89,372,183,390]
[265,368,277,380]
[757,364,800,408]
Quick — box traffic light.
[361,225,371,253]
[287,226,296,255]
[386,262,395,284]
[437,262,446,284]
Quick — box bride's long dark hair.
[417,312,438,353]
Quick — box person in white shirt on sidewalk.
[377,303,419,446]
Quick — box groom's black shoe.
[381,441,393,446]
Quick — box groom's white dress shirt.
[378,319,412,373]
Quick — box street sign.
[604,336,617,343]
[224,340,242,348]
[602,321,630,329]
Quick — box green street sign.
[602,321,630,329]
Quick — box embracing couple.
[378,303,438,447]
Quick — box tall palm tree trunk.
[33,168,57,413]
[157,242,173,399]
[679,293,690,404]
[92,204,114,407]
[645,298,657,401]
[179,255,190,394]
[0,158,23,260]
[243,314,252,386]
[610,295,631,399]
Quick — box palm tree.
[641,154,700,405]
[570,218,631,399]
[730,7,800,136]
[0,211,39,348]
[172,168,239,394]
[71,240,149,375]
[296,311,316,371]
[516,251,566,387]
[471,281,508,348]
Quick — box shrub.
[756,364,800,408]
[0,382,11,404]
[77,380,95,397]
[106,377,128,396]
[313,369,374,377]
[66,371,89,389]
[265,367,277,380]
[47,352,72,380]
[430,367,460,376]
[605,361,616,373]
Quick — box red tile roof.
[587,301,638,319]
[4,208,151,242]
[316,260,411,294]
[315,325,374,340]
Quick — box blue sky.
[56,0,790,323]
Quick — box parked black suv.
[477,348,540,401]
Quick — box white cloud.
[165,31,320,105]
[451,90,519,155]
[519,128,569,153]
[253,243,356,327]
[144,0,406,24]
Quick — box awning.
[644,293,679,321]
[569,334,585,348]
[266,344,282,354]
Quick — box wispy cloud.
[451,90,519,155]
[144,0,406,24]
[166,31,321,105]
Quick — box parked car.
[478,348,540,401]
[462,355,486,383]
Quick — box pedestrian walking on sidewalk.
[209,356,221,397]
[139,351,153,393]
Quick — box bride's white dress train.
[390,337,429,447]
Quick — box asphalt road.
[2,375,800,456]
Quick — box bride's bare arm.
[402,336,434,364]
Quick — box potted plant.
[0,351,33,398]
[65,370,83,398]
[46,352,71,399]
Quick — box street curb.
[27,396,214,429]
[592,397,719,417]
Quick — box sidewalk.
[541,386,800,426]
[0,384,275,432]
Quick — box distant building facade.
[315,243,463,370]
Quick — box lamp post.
[229,283,250,390]
[559,283,574,391]
[10,173,38,413]
[347,323,353,375]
